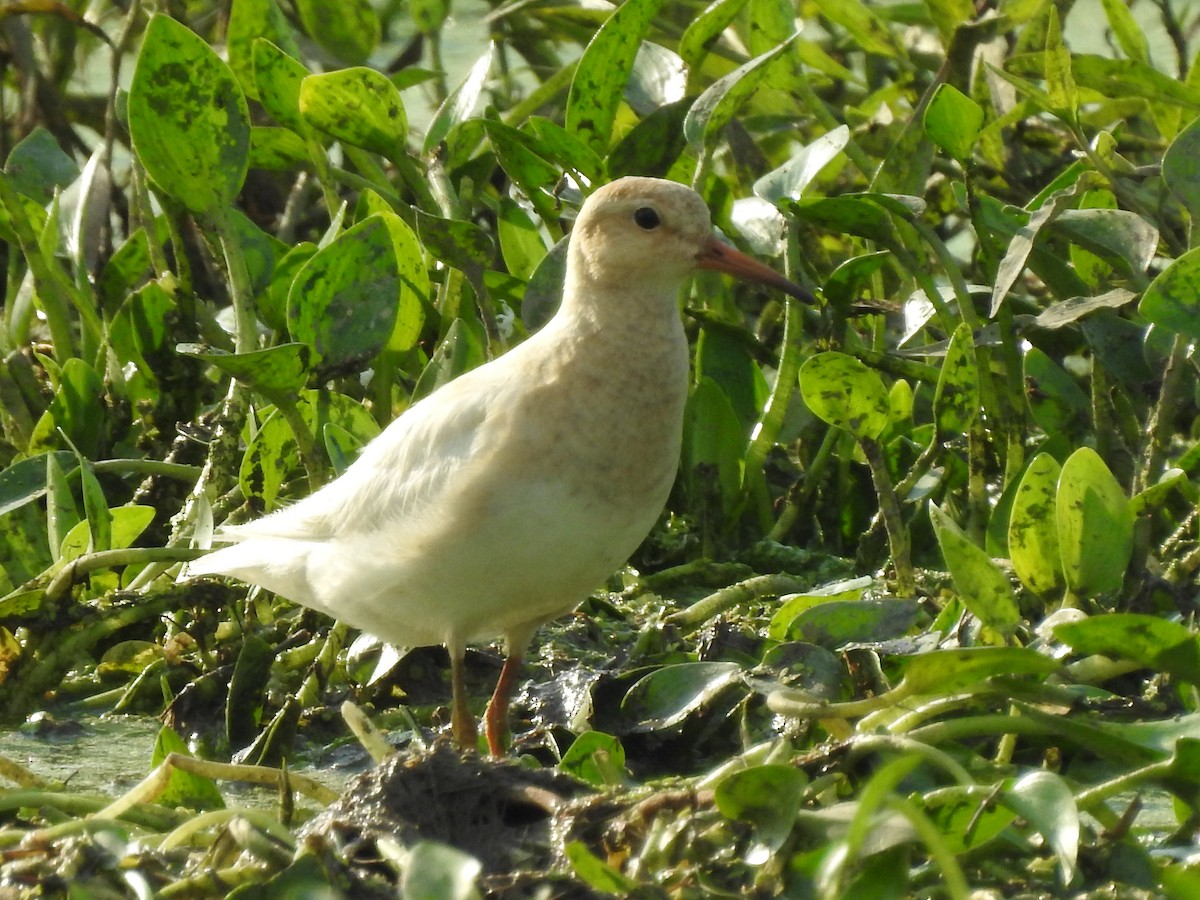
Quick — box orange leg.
[483,649,523,757]
[449,644,478,752]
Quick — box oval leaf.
[622,661,742,730]
[1056,447,1132,598]
[1139,245,1200,343]
[287,215,401,370]
[800,352,890,440]
[1008,452,1065,598]
[933,322,979,435]
[930,503,1021,634]
[300,68,407,158]
[128,15,249,216]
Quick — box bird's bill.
[696,237,815,303]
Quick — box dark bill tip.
[696,237,816,303]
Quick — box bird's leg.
[449,643,478,752]
[484,648,524,757]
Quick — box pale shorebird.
[188,177,812,755]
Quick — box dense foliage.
[2,0,1200,895]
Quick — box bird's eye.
[633,207,661,230]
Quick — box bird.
[187,176,813,756]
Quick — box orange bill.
[696,236,815,303]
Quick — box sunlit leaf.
[1054,614,1200,685]
[1008,453,1064,599]
[800,352,890,440]
[128,15,250,217]
[923,84,984,161]
[1139,245,1200,343]
[566,0,664,152]
[300,68,407,158]
[1056,447,1133,599]
[293,0,379,64]
[1004,771,1078,884]
[714,764,807,863]
[623,661,743,730]
[930,503,1021,634]
[933,322,979,436]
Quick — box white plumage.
[188,177,809,754]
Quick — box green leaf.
[373,210,429,354]
[482,120,561,199]
[1139,245,1200,342]
[0,451,74,517]
[923,84,984,161]
[923,0,974,42]
[898,647,1058,695]
[253,39,309,133]
[410,0,450,35]
[45,452,78,564]
[227,632,274,749]
[1007,453,1064,598]
[808,0,901,57]
[683,377,748,514]
[521,118,604,183]
[714,765,807,862]
[823,251,890,307]
[559,732,627,786]
[1003,771,1078,884]
[414,209,495,272]
[1099,0,1150,64]
[152,725,226,811]
[239,413,300,509]
[287,215,402,370]
[293,0,380,65]
[250,126,309,170]
[775,598,922,648]
[1163,115,1200,223]
[933,322,979,436]
[566,0,664,152]
[799,352,891,440]
[1052,208,1157,277]
[684,36,799,149]
[679,0,750,74]
[782,195,895,243]
[128,15,250,217]
[59,505,154,563]
[754,126,849,203]
[227,0,300,100]
[178,343,312,401]
[1056,447,1132,598]
[1022,347,1088,434]
[300,68,408,158]
[411,319,486,402]
[607,98,692,179]
[497,199,547,282]
[240,391,379,508]
[565,841,640,893]
[767,577,873,640]
[930,503,1021,634]
[1054,614,1200,685]
[400,841,481,900]
[622,661,743,730]
[1043,6,1077,116]
[6,127,78,205]
[1071,55,1200,110]
[29,357,105,457]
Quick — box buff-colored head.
[565,176,813,307]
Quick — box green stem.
[860,436,915,595]
[664,573,808,634]
[214,209,258,355]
